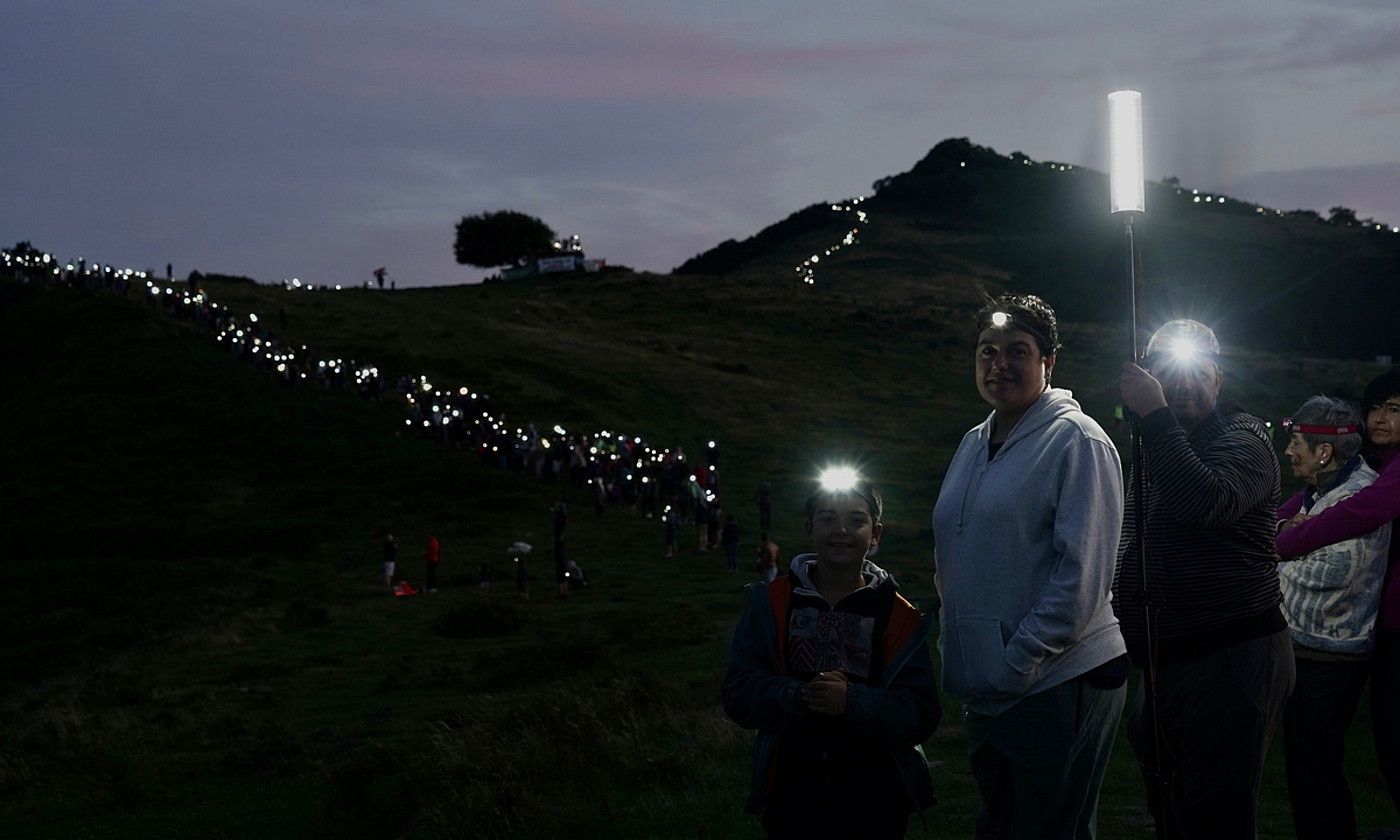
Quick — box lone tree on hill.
[453,210,556,268]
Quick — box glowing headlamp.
[990,311,1010,328]
[818,466,861,492]
[1168,338,1203,364]
[1144,320,1221,371]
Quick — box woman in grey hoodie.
[932,294,1128,839]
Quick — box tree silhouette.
[453,211,556,268]
[1328,206,1359,226]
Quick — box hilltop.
[677,138,1400,360]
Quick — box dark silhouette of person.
[424,534,441,592]
[553,502,569,597]
[757,482,774,532]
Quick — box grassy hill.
[2,139,1398,837]
[678,138,1400,360]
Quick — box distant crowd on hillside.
[2,243,741,537]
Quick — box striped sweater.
[1113,406,1284,664]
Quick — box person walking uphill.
[723,475,939,839]
[381,530,397,593]
[1116,319,1294,840]
[933,293,1127,839]
[722,514,740,572]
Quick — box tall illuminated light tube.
[1110,87,1165,825]
[1109,90,1144,214]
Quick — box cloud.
[1221,161,1400,226]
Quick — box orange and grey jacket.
[722,555,940,816]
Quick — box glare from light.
[818,466,860,492]
[1168,337,1205,364]
[1109,90,1145,213]
[990,311,1010,328]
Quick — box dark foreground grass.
[1,275,1396,838]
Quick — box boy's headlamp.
[818,466,861,492]
[1280,418,1361,436]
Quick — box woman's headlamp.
[980,310,1052,355]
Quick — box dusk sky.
[5,1,1399,287]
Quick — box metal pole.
[1125,214,1179,837]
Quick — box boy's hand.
[803,671,848,716]
[1279,512,1311,532]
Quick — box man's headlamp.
[1143,337,1219,371]
[1145,319,1223,371]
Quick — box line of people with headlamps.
[3,243,724,521]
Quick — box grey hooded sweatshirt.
[933,387,1127,716]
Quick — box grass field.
[1,262,1396,838]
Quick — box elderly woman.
[1278,372,1400,823]
[1276,395,1393,840]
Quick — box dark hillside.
[2,260,1395,835]
[681,138,1400,358]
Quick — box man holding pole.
[1116,320,1295,838]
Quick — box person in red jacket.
[424,534,441,593]
[1278,370,1400,816]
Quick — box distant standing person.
[756,532,780,583]
[757,482,773,532]
[509,541,532,601]
[707,504,722,556]
[664,509,678,559]
[695,497,710,552]
[165,262,172,281]
[424,534,441,593]
[722,514,740,572]
[553,502,569,597]
[373,266,386,289]
[381,531,397,593]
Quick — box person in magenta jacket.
[1277,370,1400,814]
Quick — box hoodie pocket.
[954,615,1031,698]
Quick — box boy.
[722,473,940,838]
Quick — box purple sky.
[4,1,1398,287]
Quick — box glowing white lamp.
[1167,337,1201,364]
[1109,90,1144,214]
[819,466,860,492]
